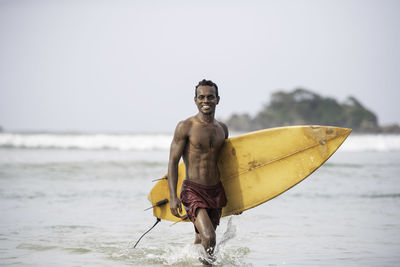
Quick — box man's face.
[194,85,220,115]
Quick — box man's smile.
[201,105,213,112]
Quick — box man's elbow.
[168,158,179,169]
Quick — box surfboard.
[148,125,351,222]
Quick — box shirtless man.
[168,79,228,261]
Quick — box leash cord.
[133,218,161,248]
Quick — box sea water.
[0,133,399,266]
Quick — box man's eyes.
[198,96,215,100]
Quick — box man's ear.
[216,96,220,104]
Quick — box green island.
[225,88,400,133]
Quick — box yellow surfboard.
[148,125,351,222]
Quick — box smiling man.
[168,79,228,263]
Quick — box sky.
[1,0,399,133]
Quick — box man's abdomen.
[184,151,221,186]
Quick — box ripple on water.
[16,243,58,251]
[63,247,92,254]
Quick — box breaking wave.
[0,133,172,151]
[340,134,400,152]
[0,132,399,152]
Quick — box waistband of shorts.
[182,179,223,190]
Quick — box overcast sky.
[1,0,399,133]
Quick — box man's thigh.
[194,208,216,235]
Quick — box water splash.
[117,217,251,266]
[215,216,236,255]
[214,217,252,266]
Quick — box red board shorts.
[180,179,227,233]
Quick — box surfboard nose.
[333,126,352,138]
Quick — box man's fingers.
[171,208,182,218]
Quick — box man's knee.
[194,209,216,245]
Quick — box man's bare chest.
[188,124,225,151]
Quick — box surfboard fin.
[152,175,168,182]
[144,198,169,211]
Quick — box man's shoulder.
[177,116,196,128]
[216,120,229,138]
[216,119,227,129]
[174,117,196,134]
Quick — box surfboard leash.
[169,215,188,226]
[134,198,169,248]
[133,217,161,248]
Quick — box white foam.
[153,217,245,266]
[0,133,172,151]
[162,244,206,266]
[340,134,400,152]
[1,133,399,152]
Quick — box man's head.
[194,79,220,115]
[195,79,218,98]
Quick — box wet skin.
[168,85,228,256]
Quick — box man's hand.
[170,197,183,218]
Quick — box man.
[168,79,228,262]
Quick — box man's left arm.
[219,121,229,139]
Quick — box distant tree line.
[225,88,399,133]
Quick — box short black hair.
[195,79,219,97]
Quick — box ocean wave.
[1,133,400,152]
[0,133,172,151]
[340,134,400,152]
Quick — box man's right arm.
[168,120,189,218]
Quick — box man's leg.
[194,208,216,255]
